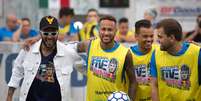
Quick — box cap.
[40,15,59,30]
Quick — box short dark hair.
[59,7,74,18]
[118,17,128,24]
[99,15,117,24]
[156,18,182,41]
[21,18,31,23]
[135,19,151,34]
[87,8,98,14]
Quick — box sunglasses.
[40,31,58,36]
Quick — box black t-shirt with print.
[26,49,61,101]
[186,30,201,42]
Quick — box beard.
[160,43,171,51]
[41,38,57,49]
[160,46,166,51]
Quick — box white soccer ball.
[107,91,131,101]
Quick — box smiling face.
[99,19,117,44]
[40,27,58,49]
[136,27,154,50]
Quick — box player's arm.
[74,60,87,76]
[77,40,91,53]
[150,51,160,101]
[184,30,198,41]
[65,42,88,75]
[12,24,22,42]
[23,35,41,51]
[7,87,16,101]
[125,50,137,101]
[7,50,26,101]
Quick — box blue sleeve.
[69,22,78,36]
[150,50,157,77]
[198,48,201,85]
[30,29,38,37]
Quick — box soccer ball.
[107,91,131,101]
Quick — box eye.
[51,32,57,36]
[43,32,49,36]
[108,28,112,32]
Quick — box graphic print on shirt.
[134,63,151,86]
[160,64,191,90]
[35,61,55,83]
[90,56,118,82]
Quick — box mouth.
[44,39,56,47]
[102,36,111,42]
[144,42,152,48]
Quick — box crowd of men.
[3,7,201,101]
[1,7,201,43]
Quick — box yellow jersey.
[115,30,134,42]
[153,43,201,101]
[79,21,99,41]
[130,44,158,101]
[59,25,70,35]
[116,30,134,37]
[87,38,129,101]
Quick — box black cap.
[40,15,59,30]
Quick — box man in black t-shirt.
[7,15,82,101]
[185,14,201,43]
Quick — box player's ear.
[169,34,176,41]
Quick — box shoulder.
[57,41,78,54]
[118,43,128,52]
[28,40,42,51]
[188,43,201,51]
[0,27,11,35]
[30,29,38,34]
[130,44,138,54]
[0,27,6,31]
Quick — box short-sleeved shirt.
[0,27,18,41]
[20,29,38,41]
[59,21,78,36]
[26,49,61,101]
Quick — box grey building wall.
[0,0,39,28]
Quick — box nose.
[46,35,54,39]
[104,30,111,36]
[147,37,153,42]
